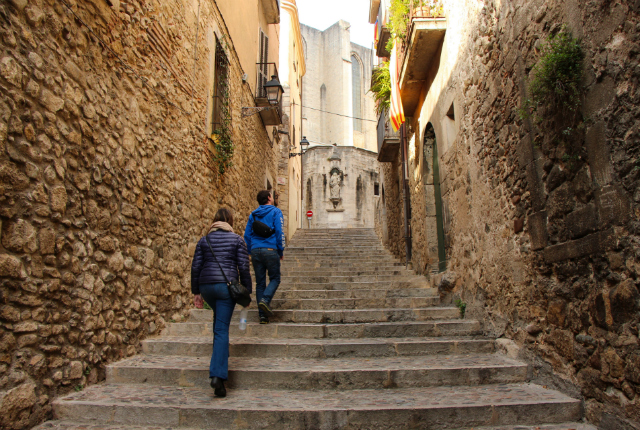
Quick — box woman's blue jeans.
[199,283,235,380]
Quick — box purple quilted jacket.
[190,230,252,295]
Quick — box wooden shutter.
[258,30,269,98]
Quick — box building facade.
[303,145,379,229]
[300,21,377,152]
[369,0,640,427]
[277,0,306,242]
[0,0,286,428]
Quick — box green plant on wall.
[522,28,584,121]
[211,41,234,175]
[385,0,444,53]
[387,0,411,49]
[454,298,466,318]
[370,61,391,114]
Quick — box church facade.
[300,21,379,228]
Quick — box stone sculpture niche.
[328,167,344,211]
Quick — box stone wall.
[303,145,379,229]
[0,0,279,428]
[376,0,640,427]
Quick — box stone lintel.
[542,228,616,263]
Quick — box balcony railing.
[255,62,282,125]
[396,0,446,116]
[377,109,400,162]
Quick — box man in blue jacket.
[244,190,285,324]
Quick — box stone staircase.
[36,228,593,430]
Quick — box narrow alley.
[0,0,638,429]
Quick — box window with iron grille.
[211,40,233,174]
[212,41,230,133]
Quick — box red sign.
[306,211,313,218]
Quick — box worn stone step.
[108,354,528,390]
[288,245,386,250]
[463,424,597,430]
[164,320,482,338]
[286,253,391,258]
[278,288,437,299]
[268,297,440,310]
[276,277,430,288]
[34,421,597,430]
[280,274,423,283]
[143,336,495,358]
[34,423,203,430]
[289,241,383,246]
[51,383,581,429]
[280,268,413,276]
[281,261,406,268]
[189,307,459,324]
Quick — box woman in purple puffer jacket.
[190,208,252,397]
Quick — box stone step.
[277,287,437,299]
[34,421,598,430]
[279,274,423,283]
[142,336,496,358]
[280,268,414,276]
[269,296,441,309]
[107,354,528,390]
[281,261,406,268]
[276,280,426,290]
[289,240,383,246]
[189,307,459,324]
[164,320,482,338]
[284,253,395,259]
[51,383,582,429]
[287,244,386,249]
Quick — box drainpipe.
[300,75,304,230]
[400,123,411,267]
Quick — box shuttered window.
[257,30,269,98]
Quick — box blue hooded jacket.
[244,204,285,257]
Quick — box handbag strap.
[204,234,231,285]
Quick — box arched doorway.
[423,124,446,273]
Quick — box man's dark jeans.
[251,248,281,317]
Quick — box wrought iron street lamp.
[241,75,284,117]
[264,75,284,105]
[289,136,309,158]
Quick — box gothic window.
[351,54,362,132]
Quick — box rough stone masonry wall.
[377,0,640,427]
[0,0,277,428]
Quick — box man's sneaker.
[259,316,269,324]
[258,300,274,317]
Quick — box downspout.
[300,75,304,229]
[400,123,411,267]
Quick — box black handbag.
[204,235,252,307]
[252,216,275,238]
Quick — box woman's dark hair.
[213,208,234,227]
[257,190,271,205]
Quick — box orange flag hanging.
[389,41,405,132]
